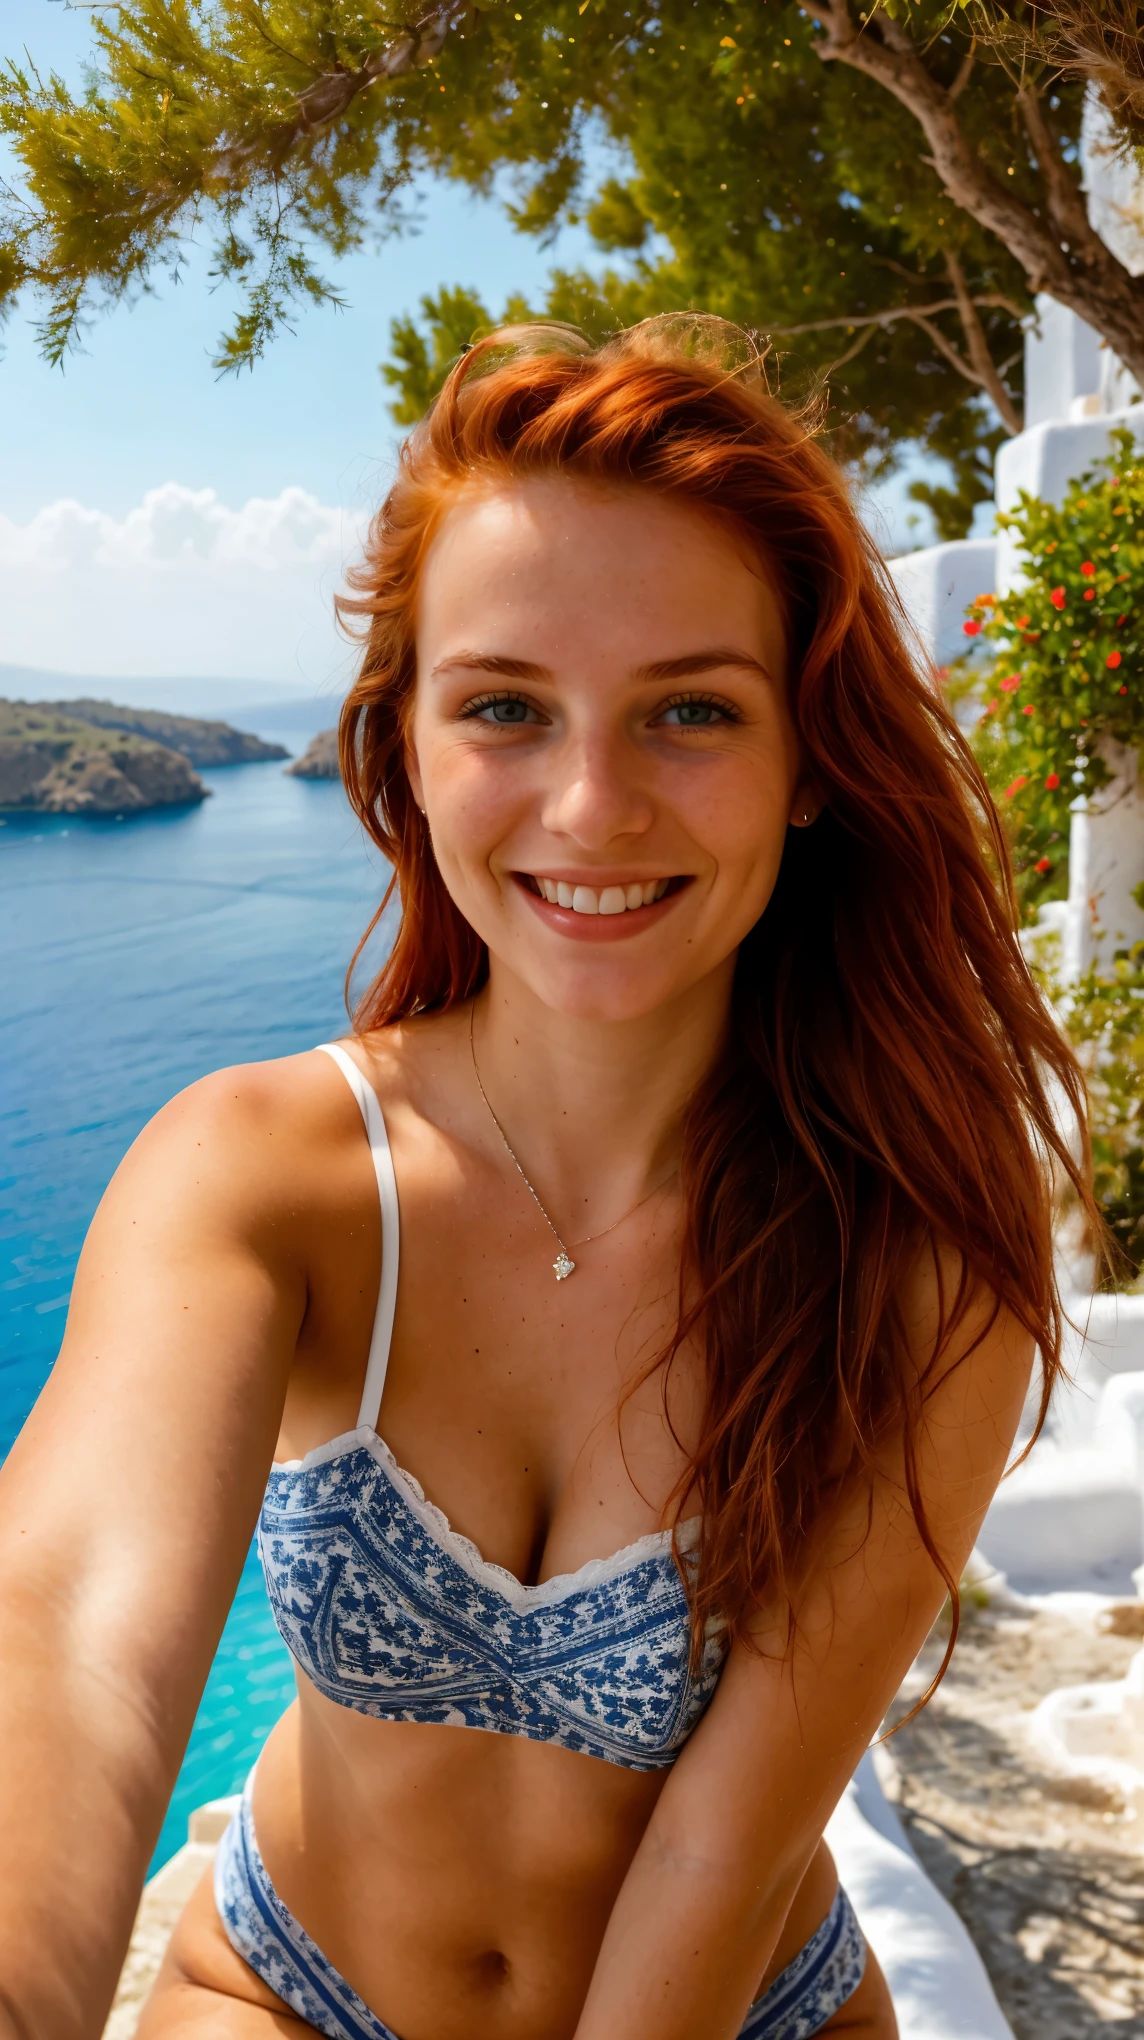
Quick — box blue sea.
[0,745,392,1869]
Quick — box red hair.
[337,317,1091,1670]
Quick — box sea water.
[0,750,392,1868]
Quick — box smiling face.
[407,477,817,1024]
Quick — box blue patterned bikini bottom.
[215,1773,867,2040]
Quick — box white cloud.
[0,484,371,684]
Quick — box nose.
[539,730,654,850]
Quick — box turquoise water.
[0,751,392,1868]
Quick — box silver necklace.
[469,1002,676,1281]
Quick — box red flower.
[1081,561,1095,577]
[1084,589,1096,601]
[1117,615,1128,627]
[962,618,982,636]
[1044,773,1060,789]
[1035,858,1052,874]
[1120,686,1129,696]
[1022,704,1035,716]
[999,675,1021,692]
[1107,650,1123,669]
[1050,587,1066,609]
[1005,776,1028,798]
[1016,615,1030,627]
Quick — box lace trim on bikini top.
[256,1042,726,1769]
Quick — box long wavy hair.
[336,317,1092,1672]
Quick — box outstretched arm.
[0,1067,310,2040]
[572,1258,1033,2040]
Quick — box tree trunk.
[804,0,1144,388]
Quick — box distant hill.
[34,698,288,768]
[287,729,340,781]
[0,665,345,739]
[0,701,208,815]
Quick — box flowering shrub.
[1028,935,1144,1286]
[967,427,1143,917]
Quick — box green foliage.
[382,269,645,425]
[909,418,1006,544]
[1028,937,1144,1287]
[584,179,651,255]
[967,429,1144,916]
[0,0,1045,516]
[385,285,503,428]
[1069,952,1144,1286]
[382,268,654,425]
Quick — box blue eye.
[464,694,540,725]
[660,696,735,727]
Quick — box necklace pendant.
[553,1250,576,1281]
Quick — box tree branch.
[770,299,962,335]
[1016,82,1100,253]
[214,3,463,175]
[904,310,977,378]
[769,279,1020,424]
[820,321,881,372]
[944,246,1022,431]
[800,0,1144,382]
[949,41,976,102]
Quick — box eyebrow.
[431,652,549,681]
[431,647,772,683]
[633,649,772,684]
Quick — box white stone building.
[887,104,1144,1604]
[889,99,1144,984]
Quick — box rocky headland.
[0,697,291,815]
[286,728,340,780]
[35,698,289,769]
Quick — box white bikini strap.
[315,1043,400,1433]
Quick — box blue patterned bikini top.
[258,1044,727,1771]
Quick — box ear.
[788,777,825,830]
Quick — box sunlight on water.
[0,751,392,1867]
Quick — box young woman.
[0,320,1086,2040]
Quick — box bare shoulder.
[97,1012,472,1258]
[350,1004,477,1138]
[88,1044,404,1266]
[895,1233,1036,1419]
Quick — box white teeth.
[534,877,674,912]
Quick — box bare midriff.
[221,1689,837,2040]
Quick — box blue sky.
[2,2,600,521]
[0,1,925,696]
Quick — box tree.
[2,2,1142,531]
[971,0,1144,154]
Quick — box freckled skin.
[0,481,1024,2040]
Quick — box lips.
[528,876,670,916]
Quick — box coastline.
[0,698,290,816]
